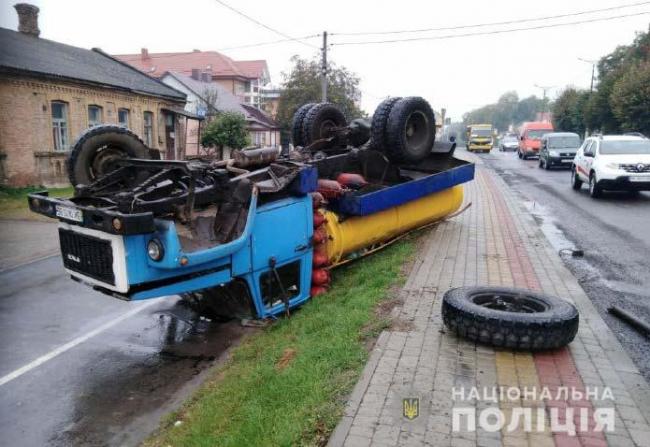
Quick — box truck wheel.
[67,124,151,186]
[442,286,579,350]
[301,103,347,147]
[291,103,316,147]
[384,97,436,163]
[370,96,402,152]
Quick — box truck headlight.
[605,163,620,170]
[147,239,164,261]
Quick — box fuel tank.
[322,185,463,264]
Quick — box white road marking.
[0,300,159,387]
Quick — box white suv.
[571,135,650,198]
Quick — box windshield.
[472,129,492,137]
[526,129,552,140]
[548,136,581,149]
[600,139,650,155]
[503,136,518,143]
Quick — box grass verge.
[0,185,74,220]
[145,238,416,447]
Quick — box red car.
[518,121,554,159]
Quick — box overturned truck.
[29,97,475,319]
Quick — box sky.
[1,0,648,121]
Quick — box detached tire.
[384,97,436,163]
[301,102,347,147]
[370,96,401,152]
[442,286,579,350]
[291,103,316,147]
[67,125,151,186]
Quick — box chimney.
[191,68,201,80]
[141,48,149,61]
[14,3,40,37]
[201,68,212,82]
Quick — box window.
[88,105,103,127]
[118,108,129,127]
[51,101,68,151]
[143,111,154,146]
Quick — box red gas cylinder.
[312,227,328,245]
[312,251,329,267]
[312,268,331,286]
[311,192,325,208]
[317,179,344,199]
[313,212,327,228]
[310,285,328,297]
[336,173,367,189]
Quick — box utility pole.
[321,31,328,102]
[578,57,597,93]
[534,84,555,116]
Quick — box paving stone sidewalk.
[328,157,650,447]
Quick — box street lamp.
[534,84,556,116]
[578,57,598,93]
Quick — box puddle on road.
[522,200,577,253]
[48,298,255,447]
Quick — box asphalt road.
[475,146,650,382]
[0,255,251,447]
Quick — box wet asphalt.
[476,147,650,382]
[0,255,252,447]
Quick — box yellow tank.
[322,185,464,264]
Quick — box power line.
[331,11,650,46]
[216,34,320,51]
[330,0,650,36]
[212,0,318,49]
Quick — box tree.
[610,62,650,135]
[462,92,545,132]
[276,55,364,131]
[552,87,590,134]
[200,112,249,159]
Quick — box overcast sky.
[1,0,648,120]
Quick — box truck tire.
[370,97,401,152]
[442,286,579,350]
[301,103,347,147]
[67,125,151,186]
[291,103,316,147]
[384,97,436,163]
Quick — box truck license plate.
[561,159,573,163]
[56,205,83,222]
[630,176,648,182]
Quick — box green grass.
[145,239,416,447]
[0,185,74,219]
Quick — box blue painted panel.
[130,268,232,300]
[335,163,475,216]
[251,195,313,271]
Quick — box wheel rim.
[317,119,337,140]
[90,145,129,180]
[404,111,429,151]
[471,292,548,313]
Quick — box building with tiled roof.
[0,4,189,186]
[113,49,273,111]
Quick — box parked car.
[571,135,650,198]
[518,121,554,159]
[499,134,519,152]
[538,132,581,169]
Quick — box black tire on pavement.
[442,286,579,350]
[301,102,347,147]
[571,167,583,190]
[589,173,602,198]
[291,103,316,147]
[370,96,402,152]
[67,124,151,186]
[383,97,436,163]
